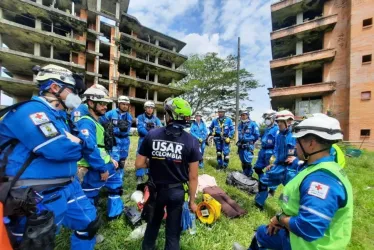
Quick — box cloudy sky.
[128,0,274,122]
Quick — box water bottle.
[189,212,197,235]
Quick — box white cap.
[293,113,343,141]
[118,95,130,104]
[275,110,294,121]
[144,101,155,108]
[82,85,112,103]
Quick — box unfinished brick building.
[0,0,186,120]
[269,0,374,150]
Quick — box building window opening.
[303,66,323,84]
[3,9,35,28]
[361,91,371,100]
[363,18,373,27]
[272,15,296,31]
[40,44,51,58]
[360,129,370,137]
[158,58,172,68]
[135,88,147,99]
[362,54,372,64]
[303,33,324,53]
[303,7,323,23]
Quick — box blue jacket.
[190,121,208,141]
[71,104,89,123]
[273,127,297,165]
[289,156,347,242]
[238,120,260,143]
[209,116,235,138]
[76,115,113,173]
[136,113,162,137]
[0,96,84,179]
[261,124,279,152]
[100,109,133,137]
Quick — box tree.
[173,53,262,115]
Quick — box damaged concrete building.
[269,0,374,149]
[0,0,187,119]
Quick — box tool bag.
[226,171,259,194]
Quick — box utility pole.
[235,37,240,141]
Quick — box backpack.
[226,171,259,194]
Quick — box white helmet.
[118,95,130,104]
[82,85,112,103]
[275,110,294,121]
[144,101,155,108]
[240,109,249,116]
[195,111,203,117]
[263,109,276,119]
[217,107,225,112]
[293,113,343,141]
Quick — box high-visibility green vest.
[332,144,346,168]
[280,161,353,250]
[77,115,110,167]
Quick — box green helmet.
[164,97,192,121]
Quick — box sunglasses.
[96,101,109,106]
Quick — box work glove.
[225,137,231,144]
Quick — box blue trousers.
[249,225,291,250]
[254,149,277,191]
[115,136,130,160]
[214,137,230,168]
[199,142,206,168]
[238,144,254,176]
[7,179,98,250]
[82,168,124,219]
[136,137,148,177]
[255,165,296,207]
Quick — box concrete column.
[0,34,2,48]
[95,38,100,52]
[34,43,41,56]
[97,0,101,12]
[172,62,175,70]
[155,39,159,46]
[146,72,149,81]
[172,46,176,52]
[0,8,3,19]
[72,2,75,15]
[295,98,302,116]
[36,0,42,4]
[153,90,158,102]
[51,22,54,32]
[154,74,158,83]
[171,78,175,84]
[35,19,42,30]
[155,56,158,64]
[95,56,99,74]
[296,69,302,86]
[154,109,157,116]
[297,12,303,24]
[296,41,303,55]
[50,45,54,59]
[116,1,120,19]
[96,16,101,33]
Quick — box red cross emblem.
[315,184,322,191]
[35,113,43,119]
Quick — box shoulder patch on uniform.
[308,181,330,199]
[74,111,81,117]
[81,129,89,136]
[38,122,59,138]
[30,112,50,125]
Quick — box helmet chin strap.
[297,138,331,161]
[88,102,103,116]
[44,85,69,109]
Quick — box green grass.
[55,137,374,250]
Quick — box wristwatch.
[276,212,286,227]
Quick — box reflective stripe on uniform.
[300,205,332,221]
[33,135,64,152]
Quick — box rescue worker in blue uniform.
[236,110,260,177]
[209,107,235,170]
[101,95,133,171]
[0,64,102,249]
[135,97,200,250]
[190,111,208,168]
[255,110,299,210]
[136,100,162,183]
[254,110,279,195]
[76,86,123,220]
[234,114,353,250]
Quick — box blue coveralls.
[250,156,347,250]
[101,108,133,167]
[190,120,208,168]
[0,96,99,250]
[209,116,235,168]
[76,115,123,219]
[254,124,279,190]
[255,127,298,207]
[237,120,260,176]
[136,113,162,177]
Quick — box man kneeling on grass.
[234,114,353,250]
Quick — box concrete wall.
[349,0,374,150]
[322,0,351,139]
